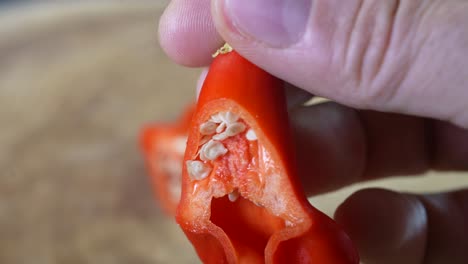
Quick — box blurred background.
[0,1,466,264]
[0,1,199,263]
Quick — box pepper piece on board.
[177,46,359,263]
[140,105,194,216]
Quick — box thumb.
[211,0,468,128]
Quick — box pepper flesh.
[177,50,359,263]
[140,105,194,215]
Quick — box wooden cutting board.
[0,2,466,264]
[0,2,199,263]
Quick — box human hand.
[158,0,468,263]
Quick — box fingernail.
[223,0,311,47]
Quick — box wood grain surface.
[0,2,466,264]
[0,2,199,263]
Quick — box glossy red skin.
[140,105,194,215]
[177,51,359,263]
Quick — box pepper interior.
[155,136,185,202]
[210,196,286,262]
[187,113,290,261]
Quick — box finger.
[284,82,312,110]
[211,0,468,128]
[290,102,468,196]
[420,189,468,263]
[159,0,223,66]
[291,102,427,195]
[432,121,468,171]
[358,110,431,179]
[291,102,367,195]
[334,188,427,264]
[335,188,468,264]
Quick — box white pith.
[187,112,264,205]
[173,136,188,154]
[228,189,240,202]
[187,112,248,186]
[246,129,257,141]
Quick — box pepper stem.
[212,43,233,58]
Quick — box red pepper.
[177,46,359,263]
[140,105,195,215]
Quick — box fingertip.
[158,0,224,67]
[290,102,366,195]
[335,188,427,264]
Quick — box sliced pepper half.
[140,105,194,216]
[177,47,359,263]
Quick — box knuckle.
[335,0,419,108]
